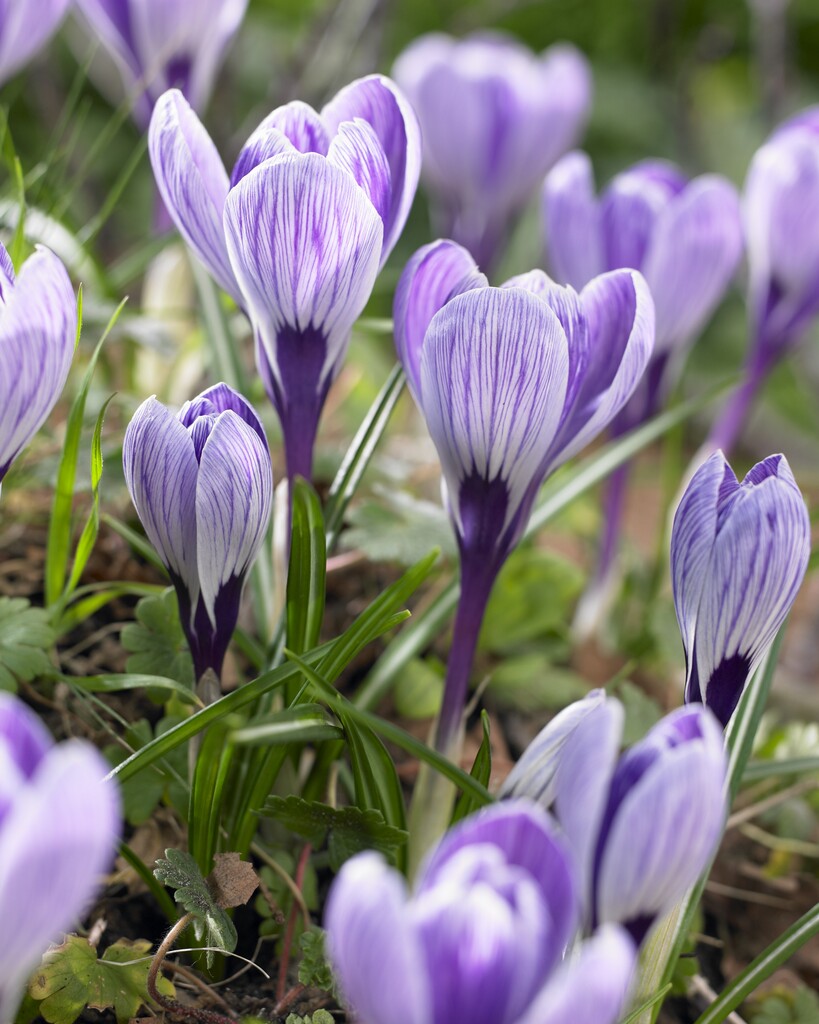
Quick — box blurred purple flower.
[150,79,420,480]
[0,0,71,85]
[393,32,591,271]
[710,107,819,453]
[123,382,273,680]
[543,155,743,634]
[672,451,810,727]
[0,242,77,488]
[0,692,120,1022]
[74,0,248,126]
[502,693,727,945]
[394,240,654,752]
[325,801,635,1024]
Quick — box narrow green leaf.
[45,300,127,606]
[287,479,327,656]
[324,363,405,551]
[620,984,674,1024]
[451,710,492,825]
[67,673,199,703]
[189,720,235,875]
[231,706,343,746]
[117,841,177,921]
[743,756,819,782]
[100,513,169,576]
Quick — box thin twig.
[727,778,819,829]
[276,844,313,1003]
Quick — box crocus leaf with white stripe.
[504,692,727,946]
[325,801,635,1024]
[0,692,120,1023]
[74,0,248,126]
[0,243,77,487]
[672,450,810,727]
[0,0,71,85]
[123,383,273,680]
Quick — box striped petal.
[596,706,726,941]
[0,247,76,482]
[149,90,241,305]
[230,125,297,189]
[643,175,743,352]
[0,0,71,85]
[553,697,622,925]
[547,269,654,470]
[325,852,430,1024]
[122,396,200,608]
[393,239,487,401]
[223,152,383,408]
[686,454,810,725]
[232,102,328,190]
[518,926,635,1024]
[322,74,421,264]
[600,161,686,271]
[419,287,569,551]
[327,119,392,232]
[0,741,120,1024]
[542,150,603,288]
[195,411,273,624]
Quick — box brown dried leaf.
[208,852,259,909]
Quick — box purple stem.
[593,461,631,592]
[707,361,768,456]
[434,557,497,755]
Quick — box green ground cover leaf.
[121,589,194,686]
[0,597,55,691]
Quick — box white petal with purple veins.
[327,119,392,231]
[542,151,603,288]
[149,90,241,304]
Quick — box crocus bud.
[74,0,248,127]
[149,78,420,481]
[0,243,76,487]
[502,693,728,945]
[393,32,591,271]
[0,693,120,1022]
[123,382,273,680]
[394,240,653,752]
[326,801,635,1024]
[0,0,71,85]
[672,451,810,726]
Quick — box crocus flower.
[0,0,71,85]
[502,692,727,945]
[74,0,248,127]
[394,239,654,752]
[150,79,420,481]
[326,801,636,1024]
[543,154,743,634]
[709,107,819,453]
[123,382,273,681]
[393,32,591,271]
[0,242,77,488]
[0,692,120,1022]
[671,451,810,727]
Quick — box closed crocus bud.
[672,451,810,727]
[503,693,727,945]
[123,382,273,681]
[710,108,819,453]
[543,154,743,638]
[0,0,71,84]
[74,0,248,126]
[0,243,77,488]
[0,693,120,1022]
[326,801,636,1024]
[393,32,591,271]
[149,79,420,481]
[394,240,653,752]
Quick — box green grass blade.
[287,478,327,656]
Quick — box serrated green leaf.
[298,928,335,991]
[489,654,589,712]
[263,795,407,870]
[121,589,194,687]
[28,935,173,1024]
[153,848,236,967]
[285,1011,334,1024]
[0,597,56,691]
[341,490,457,566]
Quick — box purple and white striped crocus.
[0,242,77,489]
[672,451,810,727]
[543,154,743,633]
[395,239,654,753]
[393,32,591,271]
[326,801,636,1024]
[502,692,727,945]
[709,107,819,454]
[123,382,273,681]
[74,0,248,127]
[0,0,71,85]
[0,692,120,1022]
[150,78,420,482]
